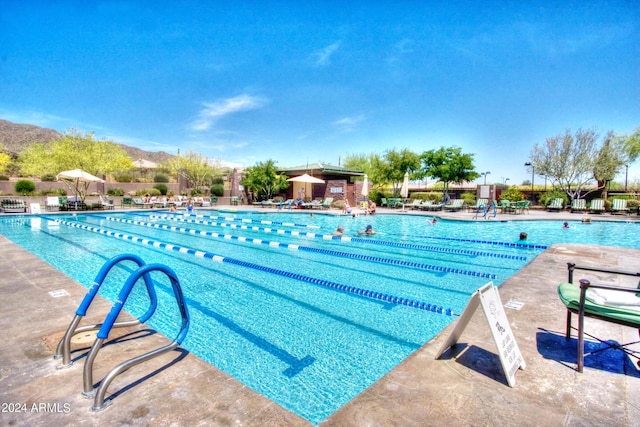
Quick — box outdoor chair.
[45,196,61,211]
[558,263,640,372]
[547,198,564,212]
[588,199,605,214]
[571,198,587,213]
[499,199,513,214]
[610,199,630,215]
[99,195,115,210]
[469,198,488,213]
[444,199,464,211]
[121,197,132,208]
[380,198,388,207]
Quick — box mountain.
[0,119,174,163]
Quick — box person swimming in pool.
[358,224,375,235]
[426,217,438,225]
[563,221,570,228]
[333,225,344,236]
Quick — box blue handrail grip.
[96,263,189,342]
[76,253,148,316]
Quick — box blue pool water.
[1,211,638,424]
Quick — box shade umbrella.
[56,169,105,205]
[286,174,325,184]
[286,174,325,202]
[361,174,369,198]
[400,172,409,198]
[400,172,409,211]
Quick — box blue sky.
[1,1,639,185]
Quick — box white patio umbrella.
[286,173,325,184]
[400,172,409,211]
[361,174,369,198]
[286,174,325,201]
[400,172,409,198]
[56,169,105,204]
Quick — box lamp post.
[480,171,491,184]
[525,162,534,200]
[503,177,510,185]
[625,164,628,192]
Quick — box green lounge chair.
[571,198,587,213]
[610,199,630,215]
[547,198,564,212]
[444,199,464,211]
[558,263,640,372]
[588,199,605,214]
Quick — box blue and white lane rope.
[156,211,321,229]
[47,217,455,316]
[147,214,527,261]
[106,216,497,279]
[416,235,547,250]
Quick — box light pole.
[481,171,491,184]
[503,177,510,185]
[525,162,534,200]
[625,164,628,192]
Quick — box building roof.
[278,163,364,177]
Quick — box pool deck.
[1,206,639,426]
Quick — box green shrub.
[538,190,568,207]
[0,175,9,181]
[500,186,525,202]
[212,176,224,185]
[114,174,132,183]
[460,192,476,204]
[107,187,124,196]
[153,174,169,183]
[210,184,224,197]
[153,183,168,195]
[41,174,56,181]
[190,188,205,196]
[55,188,67,196]
[14,179,36,195]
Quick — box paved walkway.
[1,206,639,426]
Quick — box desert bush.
[153,183,168,195]
[153,174,169,183]
[107,187,124,196]
[538,190,568,206]
[41,174,56,181]
[210,184,224,197]
[15,179,36,195]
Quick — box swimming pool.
[1,211,638,424]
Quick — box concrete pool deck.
[1,206,639,426]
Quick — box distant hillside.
[0,119,174,164]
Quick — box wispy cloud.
[189,94,267,131]
[312,42,341,66]
[333,114,365,132]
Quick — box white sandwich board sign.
[435,282,526,387]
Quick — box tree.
[381,149,422,196]
[18,129,132,178]
[168,150,221,193]
[343,152,384,189]
[241,159,289,201]
[593,131,626,199]
[420,146,479,200]
[530,128,607,200]
[0,143,11,174]
[619,126,640,162]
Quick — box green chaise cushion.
[558,283,640,327]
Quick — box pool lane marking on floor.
[105,216,497,279]
[145,214,527,261]
[45,216,455,316]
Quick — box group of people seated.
[343,200,376,216]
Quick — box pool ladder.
[53,253,190,411]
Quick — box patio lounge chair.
[588,199,605,214]
[499,199,513,214]
[99,195,115,210]
[558,263,640,372]
[132,198,153,208]
[1,199,27,213]
[469,198,488,213]
[444,199,464,211]
[610,199,630,215]
[121,197,132,208]
[45,196,61,211]
[571,199,587,213]
[320,197,333,209]
[408,199,423,210]
[547,198,564,212]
